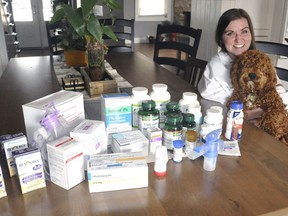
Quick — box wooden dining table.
[0,52,288,216]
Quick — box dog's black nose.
[248,73,257,80]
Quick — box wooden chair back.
[153,24,202,75]
[100,18,134,53]
[256,41,288,81]
[183,57,207,87]
[45,21,64,56]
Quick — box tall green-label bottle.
[163,113,182,150]
[138,100,159,137]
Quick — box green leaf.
[87,16,103,43]
[102,25,118,41]
[81,0,98,19]
[103,0,121,10]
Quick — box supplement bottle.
[184,130,198,159]
[173,140,184,163]
[163,113,182,150]
[131,87,151,128]
[225,100,244,140]
[164,101,181,122]
[138,100,159,137]
[149,83,171,128]
[179,92,199,113]
[181,113,196,140]
[187,103,203,134]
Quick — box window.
[135,0,172,21]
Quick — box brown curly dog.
[228,49,288,145]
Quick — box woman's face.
[222,18,252,58]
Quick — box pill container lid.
[152,83,168,91]
[166,113,182,124]
[183,113,195,122]
[142,100,156,109]
[166,101,179,110]
[182,92,198,101]
[230,100,244,110]
[132,87,148,95]
[173,140,184,148]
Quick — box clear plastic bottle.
[181,113,196,140]
[179,92,199,113]
[225,100,244,140]
[138,100,159,137]
[149,83,171,129]
[163,113,182,150]
[131,87,151,128]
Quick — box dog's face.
[231,49,277,93]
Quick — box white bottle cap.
[132,87,148,96]
[210,106,223,114]
[206,108,221,118]
[182,92,198,101]
[152,83,168,91]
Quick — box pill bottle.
[173,140,184,163]
[149,83,171,129]
[181,113,196,140]
[163,113,182,150]
[154,145,168,177]
[184,130,198,158]
[186,103,203,134]
[179,92,199,113]
[210,105,223,115]
[131,87,151,128]
[138,100,159,137]
[164,101,181,122]
[204,108,223,126]
[225,100,244,140]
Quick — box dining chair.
[45,21,64,56]
[183,57,207,88]
[100,18,134,53]
[153,24,202,75]
[256,41,288,81]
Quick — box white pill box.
[111,130,149,156]
[47,136,84,190]
[1,133,28,177]
[13,147,46,194]
[0,163,7,198]
[147,127,163,154]
[70,120,108,170]
[87,152,148,193]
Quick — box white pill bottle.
[179,92,199,113]
[149,83,171,128]
[225,100,244,140]
[131,87,151,128]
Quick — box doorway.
[12,0,52,49]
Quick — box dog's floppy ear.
[262,54,278,89]
[230,57,242,93]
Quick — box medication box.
[22,90,85,144]
[47,136,84,190]
[101,93,132,134]
[147,127,163,154]
[0,164,7,198]
[70,120,108,170]
[112,130,149,156]
[13,147,46,194]
[87,152,148,193]
[1,133,28,176]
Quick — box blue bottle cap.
[173,140,184,148]
[230,100,243,110]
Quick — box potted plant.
[50,0,120,81]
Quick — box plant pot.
[87,40,106,81]
[64,50,88,67]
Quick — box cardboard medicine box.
[87,152,148,193]
[101,93,132,134]
[111,130,149,156]
[0,164,7,198]
[70,120,108,170]
[47,136,85,190]
[22,90,85,144]
[1,133,28,176]
[13,147,46,194]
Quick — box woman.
[198,8,285,105]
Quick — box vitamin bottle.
[179,92,199,113]
[184,130,198,158]
[181,113,196,140]
[131,87,151,128]
[225,100,244,140]
[186,103,203,134]
[173,140,184,163]
[164,101,181,122]
[163,113,182,150]
[149,83,171,129]
[138,100,159,137]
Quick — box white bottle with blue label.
[225,101,244,140]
